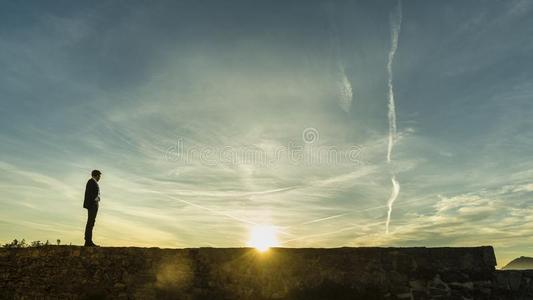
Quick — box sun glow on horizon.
[247,225,279,252]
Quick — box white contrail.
[386,0,402,163]
[385,0,402,234]
[279,220,386,245]
[339,71,353,113]
[385,175,400,234]
[298,213,347,226]
[327,10,353,113]
[282,195,427,230]
[147,191,295,237]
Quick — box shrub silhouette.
[2,238,65,248]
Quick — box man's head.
[91,170,102,182]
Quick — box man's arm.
[85,180,98,204]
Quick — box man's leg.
[84,205,98,245]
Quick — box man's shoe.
[84,241,99,247]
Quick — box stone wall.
[0,246,532,299]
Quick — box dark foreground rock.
[0,246,532,299]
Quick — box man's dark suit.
[83,179,99,243]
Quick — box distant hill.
[503,256,533,270]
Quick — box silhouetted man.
[83,170,101,247]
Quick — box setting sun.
[247,225,279,252]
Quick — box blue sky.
[1,0,532,267]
